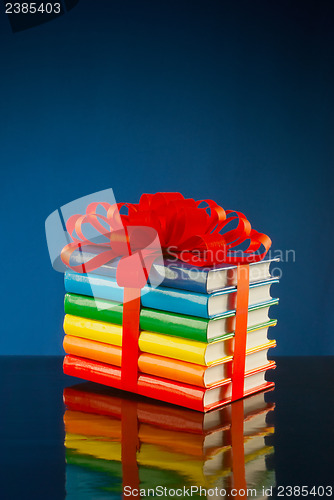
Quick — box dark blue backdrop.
[0,0,333,355]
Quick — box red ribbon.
[121,399,140,498]
[61,192,271,273]
[232,264,250,401]
[231,399,247,497]
[121,288,141,392]
[60,192,271,404]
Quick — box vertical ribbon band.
[231,264,250,401]
[231,399,247,497]
[121,288,142,392]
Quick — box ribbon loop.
[61,192,271,273]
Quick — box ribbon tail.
[61,241,116,273]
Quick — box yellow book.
[64,314,274,366]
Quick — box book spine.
[64,272,124,302]
[64,293,123,325]
[63,335,122,366]
[63,314,123,346]
[65,293,209,342]
[63,355,206,411]
[64,272,210,318]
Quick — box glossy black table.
[1,357,333,500]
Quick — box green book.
[64,293,278,343]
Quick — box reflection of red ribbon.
[232,265,250,401]
[231,399,247,497]
[120,395,246,498]
[61,192,271,405]
[121,399,140,498]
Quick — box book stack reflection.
[64,383,276,499]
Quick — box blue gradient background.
[0,0,333,355]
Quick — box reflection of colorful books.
[64,389,274,459]
[64,385,276,498]
[66,437,274,487]
[65,411,273,461]
[64,383,273,434]
[66,451,275,500]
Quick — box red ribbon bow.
[61,192,271,278]
[61,192,271,405]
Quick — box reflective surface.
[64,384,275,499]
[1,357,333,499]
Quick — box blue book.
[67,246,279,294]
[64,271,278,319]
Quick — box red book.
[63,355,275,412]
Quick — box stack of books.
[63,249,279,411]
[64,383,276,499]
